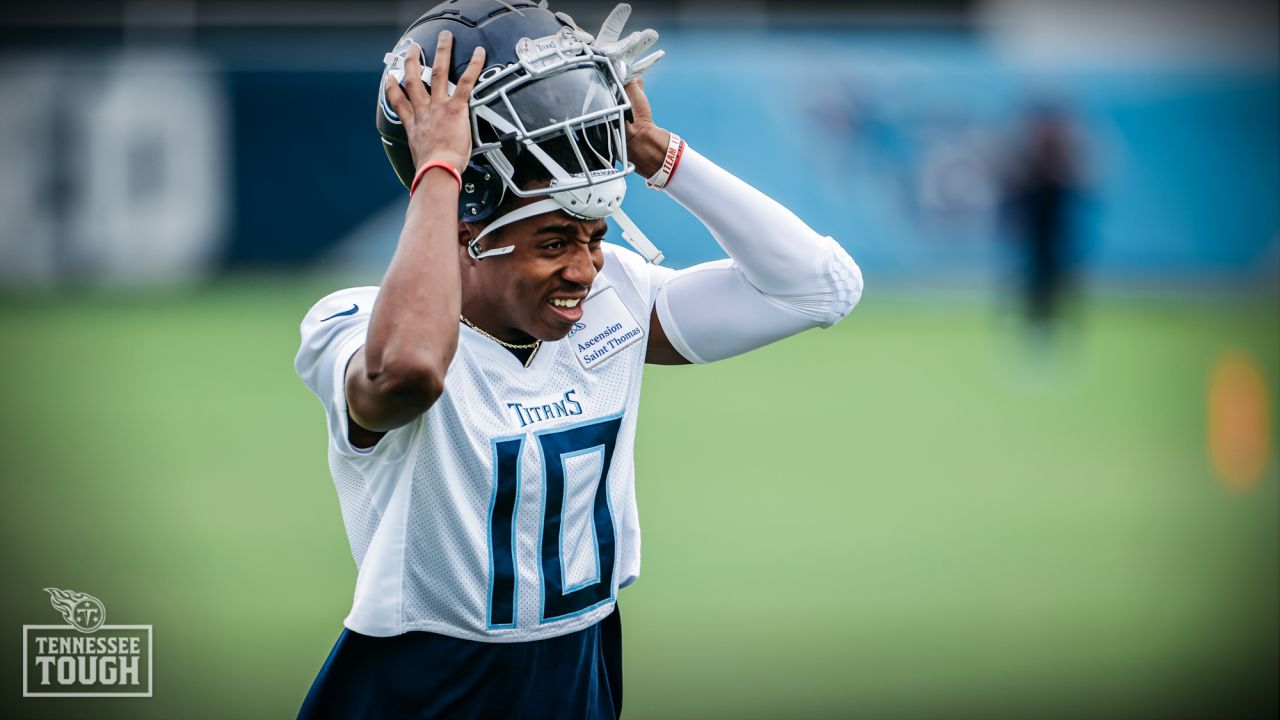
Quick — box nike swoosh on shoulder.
[320,304,359,322]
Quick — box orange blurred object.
[1207,349,1272,492]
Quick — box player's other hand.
[383,31,485,175]
[622,75,672,178]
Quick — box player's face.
[469,209,607,342]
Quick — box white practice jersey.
[295,243,671,642]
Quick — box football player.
[295,2,863,717]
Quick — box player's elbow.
[370,355,448,414]
[818,239,863,327]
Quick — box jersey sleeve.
[601,242,676,321]
[294,286,416,461]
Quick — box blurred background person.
[1002,101,1085,351]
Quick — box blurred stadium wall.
[0,0,1275,288]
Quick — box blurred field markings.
[1208,349,1272,493]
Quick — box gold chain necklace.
[460,315,542,367]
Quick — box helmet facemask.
[470,26,633,203]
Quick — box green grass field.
[1,278,1276,719]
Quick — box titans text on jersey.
[507,389,584,428]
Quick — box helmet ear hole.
[459,162,506,222]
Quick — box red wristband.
[410,159,463,196]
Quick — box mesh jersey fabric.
[295,243,671,642]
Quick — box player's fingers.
[623,76,651,124]
[452,46,486,101]
[403,41,429,106]
[430,30,452,100]
[384,73,412,122]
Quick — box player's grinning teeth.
[550,298,580,308]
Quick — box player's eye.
[541,239,567,251]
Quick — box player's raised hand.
[383,31,485,175]
[621,75,672,178]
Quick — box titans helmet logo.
[44,588,106,634]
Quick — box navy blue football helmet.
[377,1,633,220]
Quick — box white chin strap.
[468,178,664,264]
[610,210,664,266]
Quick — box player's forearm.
[664,147,809,282]
[660,146,862,329]
[363,174,462,399]
[644,143,862,365]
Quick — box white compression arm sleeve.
[652,146,863,364]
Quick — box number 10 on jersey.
[487,414,624,628]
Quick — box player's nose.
[561,243,597,288]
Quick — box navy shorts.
[297,608,622,719]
